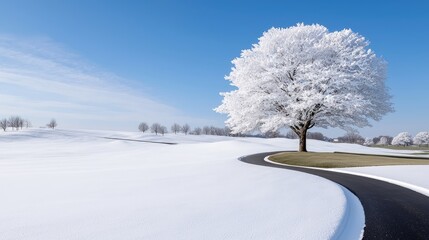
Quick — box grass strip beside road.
[411,152,429,155]
[370,145,429,151]
[268,152,429,168]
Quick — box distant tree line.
[137,122,233,136]
[326,131,428,147]
[273,130,330,141]
[134,122,428,148]
[337,132,365,144]
[138,123,334,140]
[0,116,31,131]
[0,116,58,131]
[363,132,429,147]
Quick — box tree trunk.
[291,121,312,152]
[299,129,307,152]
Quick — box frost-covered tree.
[413,132,429,146]
[138,122,149,133]
[374,135,392,145]
[215,24,393,152]
[171,123,181,134]
[363,138,374,146]
[377,136,389,145]
[391,132,413,146]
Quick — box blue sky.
[0,0,428,137]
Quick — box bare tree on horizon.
[24,119,32,128]
[160,125,167,136]
[202,126,211,135]
[192,127,202,135]
[47,119,58,129]
[138,122,149,133]
[151,123,162,135]
[0,118,7,131]
[8,116,22,131]
[171,123,181,134]
[182,124,190,135]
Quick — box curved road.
[240,152,429,240]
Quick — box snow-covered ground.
[340,165,429,191]
[1,128,425,240]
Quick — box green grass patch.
[369,145,429,151]
[411,152,429,155]
[268,152,429,168]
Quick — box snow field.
[2,128,412,239]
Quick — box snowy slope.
[0,129,369,239]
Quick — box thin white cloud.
[0,35,206,130]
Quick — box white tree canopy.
[413,132,429,146]
[377,136,389,145]
[391,132,413,146]
[215,24,393,151]
[363,138,374,146]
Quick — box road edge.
[240,153,365,240]
[264,155,429,198]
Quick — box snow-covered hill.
[1,128,404,240]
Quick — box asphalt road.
[240,152,429,240]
